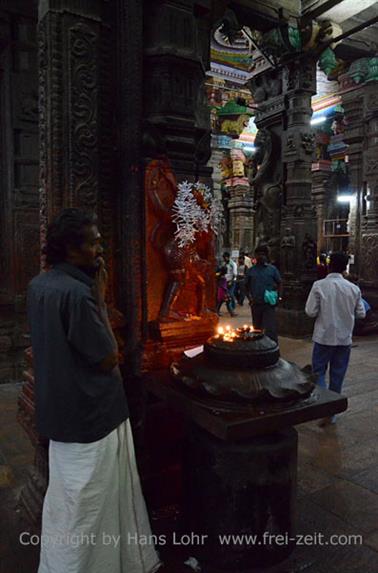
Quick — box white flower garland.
[172,181,223,248]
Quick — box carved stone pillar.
[248,66,285,258]
[312,166,331,253]
[277,60,317,335]
[340,74,364,272]
[207,141,224,255]
[18,0,118,526]
[143,0,212,183]
[142,0,217,372]
[341,63,378,303]
[227,183,254,252]
[360,79,378,302]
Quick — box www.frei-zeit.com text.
[19,531,363,548]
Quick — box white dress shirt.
[244,255,252,268]
[305,273,366,346]
[225,260,237,282]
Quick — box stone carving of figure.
[302,233,317,270]
[280,227,296,274]
[256,232,269,251]
[146,159,213,321]
[248,128,273,186]
[254,183,282,258]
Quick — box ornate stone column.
[339,73,364,272]
[142,0,217,372]
[227,183,254,252]
[143,0,212,183]
[18,0,118,526]
[360,72,378,303]
[274,60,317,334]
[248,65,285,262]
[312,165,331,253]
[340,60,378,301]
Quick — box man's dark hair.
[43,208,97,265]
[223,252,230,258]
[329,252,349,273]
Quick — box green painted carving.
[217,100,253,117]
[288,26,301,51]
[319,48,337,77]
[261,24,302,59]
[348,58,369,84]
[366,57,378,83]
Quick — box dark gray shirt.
[27,263,129,443]
[246,263,281,304]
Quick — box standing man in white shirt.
[240,250,252,269]
[305,252,366,423]
[222,252,238,316]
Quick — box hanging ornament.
[172,181,223,248]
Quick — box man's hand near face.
[91,258,119,371]
[93,257,108,308]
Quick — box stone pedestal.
[183,425,297,569]
[146,371,347,570]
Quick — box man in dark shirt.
[245,245,282,342]
[28,209,161,573]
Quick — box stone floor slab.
[309,481,378,534]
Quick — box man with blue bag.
[245,245,282,342]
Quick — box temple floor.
[1,310,378,573]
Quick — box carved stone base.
[276,307,314,337]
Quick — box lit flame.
[215,323,260,342]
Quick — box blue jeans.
[312,342,351,394]
[227,281,236,311]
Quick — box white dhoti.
[38,420,161,573]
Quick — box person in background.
[245,245,282,342]
[240,249,252,269]
[222,252,237,316]
[317,252,328,279]
[216,267,234,316]
[305,251,366,425]
[235,254,248,306]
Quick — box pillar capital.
[39,0,102,22]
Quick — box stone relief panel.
[361,234,378,283]
[283,131,315,161]
[68,22,99,207]
[364,150,378,177]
